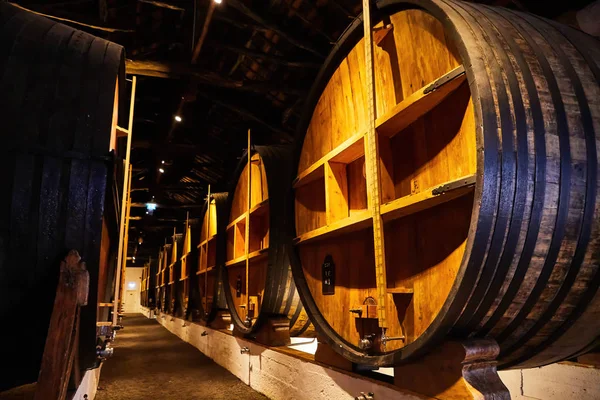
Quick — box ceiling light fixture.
[159,168,165,173]
[174,115,182,122]
[214,0,222,4]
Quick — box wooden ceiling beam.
[212,42,321,69]
[213,14,271,33]
[130,202,205,209]
[197,92,293,141]
[326,0,355,17]
[125,59,305,95]
[8,3,134,32]
[224,0,326,59]
[132,183,205,191]
[138,0,185,12]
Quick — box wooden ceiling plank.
[225,0,326,58]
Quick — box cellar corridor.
[95,315,265,400]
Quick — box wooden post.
[204,185,211,317]
[362,0,389,332]
[245,129,251,323]
[34,251,89,400]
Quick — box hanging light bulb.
[174,115,182,122]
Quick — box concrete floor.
[96,314,266,400]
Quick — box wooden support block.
[314,333,353,372]
[394,339,509,400]
[35,250,89,400]
[576,351,600,367]
[373,23,393,46]
[210,310,232,330]
[252,316,291,347]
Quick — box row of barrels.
[153,146,315,342]
[151,0,600,370]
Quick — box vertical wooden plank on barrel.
[362,0,388,330]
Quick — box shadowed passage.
[96,314,266,400]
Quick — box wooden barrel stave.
[469,5,600,368]
[291,0,600,368]
[520,18,600,369]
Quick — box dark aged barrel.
[222,146,314,338]
[143,257,157,308]
[0,3,125,390]
[192,193,229,324]
[290,0,600,369]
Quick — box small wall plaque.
[322,255,335,295]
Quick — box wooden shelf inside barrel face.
[226,153,269,325]
[294,9,477,353]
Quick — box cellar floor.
[96,314,266,400]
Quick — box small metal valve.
[358,334,376,350]
[355,392,374,400]
[201,331,208,337]
[240,347,250,354]
[97,345,114,361]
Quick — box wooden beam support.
[213,13,271,33]
[224,0,326,59]
[192,1,215,64]
[8,3,134,32]
[138,0,185,12]
[126,59,306,95]
[212,42,321,69]
[130,202,206,209]
[196,92,293,140]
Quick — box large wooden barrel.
[222,146,314,338]
[155,247,164,311]
[290,0,600,369]
[176,220,196,318]
[166,233,183,314]
[192,193,229,323]
[148,256,158,308]
[158,243,171,313]
[0,3,125,390]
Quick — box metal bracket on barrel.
[423,65,466,94]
